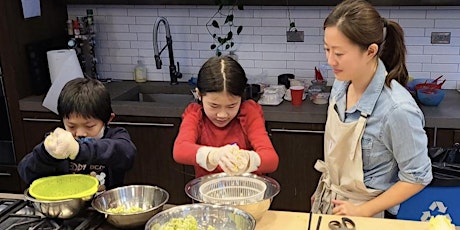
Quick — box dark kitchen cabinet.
[432,128,460,147]
[266,122,324,212]
[110,116,192,205]
[21,112,62,157]
[0,165,22,193]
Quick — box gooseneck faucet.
[153,17,182,85]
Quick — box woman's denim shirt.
[330,59,433,214]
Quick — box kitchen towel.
[42,49,83,114]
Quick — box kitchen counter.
[19,80,460,129]
[0,193,449,230]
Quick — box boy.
[18,78,136,191]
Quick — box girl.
[173,56,279,177]
[311,0,432,218]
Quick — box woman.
[311,0,432,218]
[173,56,279,177]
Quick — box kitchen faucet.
[153,17,182,85]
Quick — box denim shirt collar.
[334,59,387,116]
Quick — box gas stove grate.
[0,199,105,230]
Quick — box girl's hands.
[219,149,250,175]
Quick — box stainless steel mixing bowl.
[145,203,256,230]
[92,185,169,229]
[185,173,280,221]
[24,188,86,219]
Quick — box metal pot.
[23,188,86,219]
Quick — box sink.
[116,93,193,103]
[112,83,196,103]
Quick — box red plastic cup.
[290,86,304,106]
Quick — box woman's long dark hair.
[324,0,409,87]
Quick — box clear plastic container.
[134,59,147,83]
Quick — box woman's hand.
[331,200,366,217]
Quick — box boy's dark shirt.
[18,126,136,190]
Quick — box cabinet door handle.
[23,118,61,122]
[110,121,175,127]
[270,128,325,134]
[0,172,12,176]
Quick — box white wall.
[68,5,460,89]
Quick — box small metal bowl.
[145,203,256,230]
[185,173,280,221]
[24,188,86,219]
[92,185,169,229]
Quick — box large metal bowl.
[185,173,280,221]
[145,203,256,230]
[24,188,87,219]
[92,185,169,229]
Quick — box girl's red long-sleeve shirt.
[173,100,279,177]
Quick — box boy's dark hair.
[197,55,247,98]
[57,78,113,124]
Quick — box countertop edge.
[18,81,460,129]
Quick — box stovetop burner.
[0,198,105,230]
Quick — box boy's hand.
[44,128,79,160]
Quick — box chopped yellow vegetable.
[429,215,455,230]
[151,215,215,230]
[106,206,144,214]
[231,149,247,172]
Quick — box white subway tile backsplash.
[427,10,460,19]
[129,24,152,33]
[407,55,432,63]
[404,28,425,37]
[399,19,435,28]
[432,55,460,64]
[262,52,295,61]
[261,18,291,27]
[97,7,129,16]
[254,9,286,18]
[107,32,138,41]
[407,46,424,55]
[99,40,131,49]
[127,8,158,17]
[69,5,460,89]
[423,64,458,72]
[110,64,133,72]
[435,20,460,28]
[424,46,460,55]
[261,35,287,44]
[254,44,286,52]
[130,41,153,49]
[389,10,427,19]
[103,56,132,64]
[106,16,135,24]
[98,24,129,33]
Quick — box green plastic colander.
[29,174,99,201]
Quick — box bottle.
[72,20,80,36]
[66,19,74,36]
[86,9,94,34]
[134,59,147,83]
